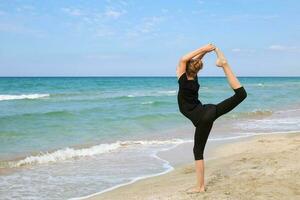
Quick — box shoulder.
[176,60,187,78]
[177,72,186,83]
[177,70,185,79]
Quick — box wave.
[140,101,171,105]
[276,108,300,114]
[157,90,177,95]
[0,110,75,121]
[243,109,273,117]
[5,139,187,168]
[229,109,273,119]
[40,90,177,101]
[71,130,300,200]
[114,90,178,100]
[141,101,154,105]
[128,113,179,122]
[0,94,50,101]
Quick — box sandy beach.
[86,132,300,200]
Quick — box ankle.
[221,63,230,68]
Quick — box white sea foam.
[276,108,300,113]
[157,90,177,95]
[141,101,154,105]
[9,139,187,167]
[69,146,178,200]
[70,130,300,200]
[0,94,50,101]
[125,90,177,99]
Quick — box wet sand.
[86,132,300,200]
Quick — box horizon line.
[0,75,300,78]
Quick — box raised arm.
[181,44,215,62]
[192,50,207,60]
[176,44,215,78]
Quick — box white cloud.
[161,8,168,13]
[16,5,35,12]
[103,0,128,19]
[106,0,128,6]
[119,0,128,6]
[86,54,123,60]
[232,48,241,52]
[196,0,205,4]
[59,2,130,39]
[104,8,126,19]
[61,6,127,38]
[217,14,279,22]
[269,45,286,51]
[62,8,84,16]
[125,15,167,40]
[95,27,115,37]
[269,45,298,51]
[231,48,256,55]
[140,16,164,33]
[15,5,36,15]
[0,22,44,37]
[62,6,126,20]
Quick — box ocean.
[0,76,300,199]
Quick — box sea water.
[0,76,300,199]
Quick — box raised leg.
[214,48,247,119]
[215,47,242,90]
[215,87,247,119]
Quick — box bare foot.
[214,48,228,67]
[186,186,206,194]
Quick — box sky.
[0,0,299,76]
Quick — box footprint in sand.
[258,139,272,143]
[182,166,195,174]
[207,171,225,187]
[237,157,248,162]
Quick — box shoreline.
[78,131,300,200]
[2,130,298,169]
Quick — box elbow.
[179,56,189,63]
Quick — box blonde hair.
[186,58,203,78]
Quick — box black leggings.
[193,86,247,160]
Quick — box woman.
[176,44,247,193]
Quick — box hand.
[202,43,216,52]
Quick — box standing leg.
[194,160,205,191]
[187,122,213,193]
[214,48,247,119]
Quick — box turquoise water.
[0,76,300,199]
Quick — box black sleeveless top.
[177,72,203,126]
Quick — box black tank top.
[177,72,217,127]
[177,72,202,114]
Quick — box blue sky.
[0,0,299,76]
